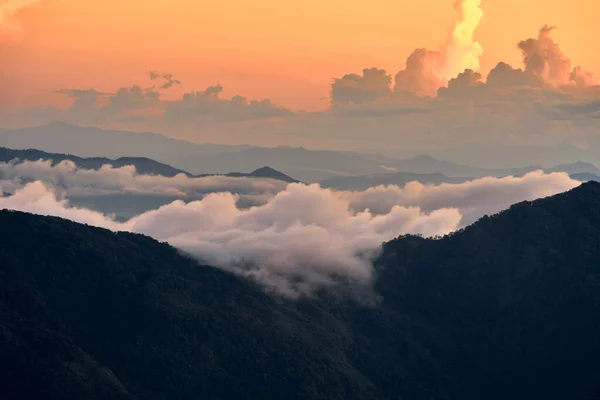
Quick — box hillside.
[2,182,600,399]
[376,181,600,399]
[0,211,370,400]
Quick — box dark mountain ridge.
[2,182,600,399]
[0,146,298,182]
[201,166,300,183]
[375,181,600,399]
[0,146,192,177]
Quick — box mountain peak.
[252,166,280,174]
[409,154,440,162]
[249,166,299,183]
[44,120,72,127]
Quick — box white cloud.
[0,159,287,198]
[342,170,580,225]
[0,168,582,297]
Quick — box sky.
[1,0,599,151]
[2,0,599,109]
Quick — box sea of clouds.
[0,161,582,297]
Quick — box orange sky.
[1,0,599,111]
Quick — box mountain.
[431,144,600,169]
[4,123,598,184]
[0,146,299,183]
[0,210,373,400]
[0,147,298,220]
[389,154,490,176]
[3,182,600,399]
[321,156,600,190]
[320,171,469,191]
[571,172,600,182]
[386,154,546,178]
[546,161,600,175]
[246,166,300,182]
[0,122,252,161]
[366,144,600,170]
[375,181,600,400]
[170,146,394,182]
[0,147,193,177]
[65,165,298,220]
[0,123,393,182]
[210,166,300,183]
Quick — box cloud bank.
[0,159,287,208]
[0,165,582,297]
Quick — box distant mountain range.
[383,154,600,178]
[0,147,192,177]
[320,160,600,191]
[2,182,600,399]
[0,146,298,183]
[0,121,253,160]
[2,122,599,183]
[0,123,389,181]
[203,166,300,183]
[0,146,299,220]
[364,144,600,170]
[571,172,600,182]
[320,172,469,191]
[171,146,392,182]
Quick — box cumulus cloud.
[106,85,161,112]
[312,22,599,155]
[337,22,597,106]
[394,49,445,97]
[0,159,287,199]
[518,25,597,87]
[437,0,484,80]
[165,84,294,122]
[0,180,460,297]
[342,170,580,225]
[330,68,392,105]
[485,62,537,89]
[437,69,484,99]
[0,167,582,297]
[16,83,164,125]
[9,71,295,128]
[55,89,113,110]
[391,0,484,97]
